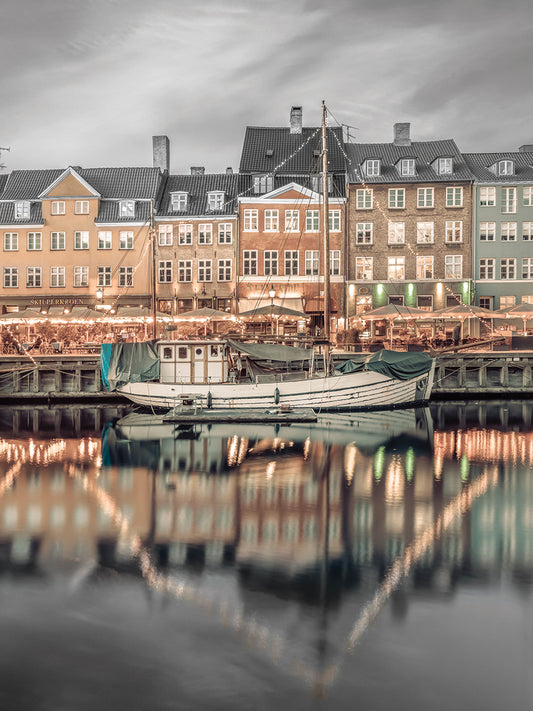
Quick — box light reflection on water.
[0,402,532,709]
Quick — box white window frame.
[522,258,533,279]
[417,187,434,208]
[119,231,134,250]
[355,256,373,280]
[158,260,173,283]
[480,187,496,206]
[178,260,192,282]
[388,256,405,280]
[4,232,18,251]
[501,187,517,214]
[73,266,89,287]
[3,267,18,288]
[330,249,341,276]
[498,160,514,176]
[356,189,373,209]
[27,232,42,250]
[356,223,373,245]
[97,231,112,250]
[264,250,278,276]
[500,258,516,279]
[305,250,319,276]
[305,210,320,232]
[284,250,299,276]
[158,224,173,246]
[479,222,495,241]
[445,221,463,243]
[170,192,188,211]
[50,266,65,288]
[51,201,65,215]
[74,231,89,250]
[400,158,415,176]
[253,175,273,194]
[243,209,258,231]
[264,210,279,232]
[329,210,341,232]
[388,222,405,244]
[501,222,517,241]
[198,224,213,245]
[388,188,405,209]
[365,159,380,176]
[75,200,89,215]
[51,232,66,250]
[243,250,257,276]
[416,256,434,280]
[284,210,300,232]
[178,224,192,245]
[97,266,112,287]
[26,266,41,288]
[522,222,533,241]
[207,191,224,210]
[479,258,495,280]
[446,187,463,207]
[14,201,30,219]
[445,255,463,279]
[198,259,212,282]
[218,223,232,244]
[416,222,434,244]
[438,157,453,175]
[523,187,533,206]
[118,200,135,218]
[119,266,133,287]
[217,259,232,282]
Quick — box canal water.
[0,401,532,710]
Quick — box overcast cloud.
[2,0,533,172]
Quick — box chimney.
[519,144,533,152]
[191,166,205,175]
[290,106,303,134]
[393,123,411,146]
[152,135,170,173]
[226,167,233,175]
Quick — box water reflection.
[0,402,532,702]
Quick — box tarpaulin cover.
[101,340,159,390]
[335,349,433,380]
[226,339,312,363]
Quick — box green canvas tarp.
[335,349,433,380]
[226,339,312,364]
[101,340,159,391]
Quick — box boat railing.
[254,371,308,384]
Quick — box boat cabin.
[159,340,229,384]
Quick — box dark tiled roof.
[95,200,152,224]
[158,173,240,217]
[239,126,346,174]
[238,174,346,199]
[346,140,474,184]
[463,151,533,182]
[0,174,8,193]
[1,169,64,199]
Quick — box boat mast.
[150,199,157,339]
[321,101,331,344]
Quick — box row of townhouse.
[1,108,532,329]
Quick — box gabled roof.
[157,173,240,217]
[239,126,346,174]
[258,181,319,200]
[346,140,474,183]
[38,166,101,198]
[463,151,533,182]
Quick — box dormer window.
[253,175,273,194]
[311,174,333,194]
[14,201,30,219]
[364,159,381,177]
[498,160,514,176]
[119,200,135,218]
[170,192,188,211]
[207,191,225,210]
[399,158,416,177]
[438,157,453,175]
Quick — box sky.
[2,0,533,173]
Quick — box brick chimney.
[393,123,411,146]
[191,166,205,175]
[152,135,170,173]
[519,144,533,152]
[290,106,303,134]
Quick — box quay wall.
[1,351,533,402]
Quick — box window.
[306,210,319,231]
[218,259,232,282]
[388,256,405,280]
[500,258,516,279]
[522,258,533,279]
[479,258,495,279]
[417,188,434,208]
[75,200,89,214]
[158,224,173,246]
[355,256,373,280]
[523,187,533,206]
[178,260,192,282]
[417,222,434,243]
[243,209,258,231]
[14,201,30,219]
[73,266,89,287]
[330,250,341,276]
[119,266,133,286]
[329,210,341,231]
[446,187,463,207]
[27,232,42,250]
[158,260,173,283]
[118,200,134,218]
[74,231,89,250]
[198,224,213,245]
[4,232,18,251]
[310,174,333,194]
[502,187,517,213]
[50,266,65,287]
[264,251,278,276]
[479,222,495,241]
[218,223,232,244]
[523,222,533,240]
[445,221,463,243]
[438,157,453,175]
[388,189,405,209]
[178,224,192,245]
[356,222,373,245]
[388,222,405,244]
[243,250,257,276]
[400,158,416,176]
[253,175,273,194]
[523,296,533,304]
[51,232,65,250]
[26,267,41,288]
[445,255,463,279]
[207,192,224,210]
[284,250,299,275]
[97,266,112,287]
[198,260,212,282]
[98,231,112,249]
[501,222,517,241]
[480,187,496,206]
[284,210,299,232]
[51,201,65,215]
[171,192,187,211]
[3,267,18,288]
[119,231,134,249]
[356,189,373,209]
[417,256,434,279]
[418,295,433,310]
[365,159,380,176]
[264,210,279,232]
[498,160,514,176]
[500,296,515,309]
[305,250,319,275]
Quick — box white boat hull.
[117,361,435,412]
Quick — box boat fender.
[274,387,280,405]
[207,391,213,409]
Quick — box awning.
[304,297,339,313]
[238,298,304,313]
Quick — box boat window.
[162,347,173,360]
[195,348,203,356]
[178,347,188,359]
[210,345,219,357]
